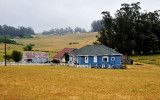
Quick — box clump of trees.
[0,25,35,38]
[97,2,160,55]
[91,20,104,32]
[23,44,35,51]
[42,27,86,35]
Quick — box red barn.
[54,48,76,63]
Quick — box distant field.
[0,32,98,61]
[0,64,160,100]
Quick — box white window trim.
[94,56,97,63]
[85,56,88,63]
[102,56,108,62]
[111,57,115,61]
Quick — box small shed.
[69,45,122,68]
[53,48,76,62]
[22,52,50,63]
[121,55,133,65]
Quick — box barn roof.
[54,48,76,59]
[69,45,122,56]
[23,52,49,59]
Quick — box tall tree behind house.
[97,2,160,55]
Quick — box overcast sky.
[0,0,160,33]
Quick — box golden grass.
[0,63,160,100]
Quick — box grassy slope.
[0,64,160,100]
[130,55,160,66]
[0,32,98,61]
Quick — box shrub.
[3,55,12,62]
[11,50,22,62]
[23,44,35,51]
[68,43,72,45]
[51,59,60,63]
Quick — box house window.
[85,56,88,63]
[94,56,97,63]
[111,57,115,61]
[103,56,108,62]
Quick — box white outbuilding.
[22,52,50,63]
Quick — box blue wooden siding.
[69,55,121,69]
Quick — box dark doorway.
[27,59,32,63]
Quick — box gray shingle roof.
[69,45,122,56]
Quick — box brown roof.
[54,48,76,59]
[23,52,49,59]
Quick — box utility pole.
[5,36,6,66]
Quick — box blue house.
[69,45,122,68]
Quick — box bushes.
[68,42,79,45]
[3,55,12,62]
[51,59,60,63]
[0,36,17,44]
[23,44,35,51]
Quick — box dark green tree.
[64,53,69,63]
[11,50,22,62]
[97,2,160,55]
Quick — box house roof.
[23,52,49,59]
[54,48,76,59]
[69,45,122,56]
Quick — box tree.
[3,55,12,62]
[64,53,69,63]
[11,50,22,62]
[91,20,104,32]
[97,2,160,55]
[23,44,35,51]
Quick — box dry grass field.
[0,32,97,61]
[0,63,160,100]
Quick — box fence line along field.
[0,32,97,61]
[0,63,160,100]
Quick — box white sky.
[0,0,159,33]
